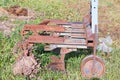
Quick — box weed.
[0,0,120,80]
[0,16,9,21]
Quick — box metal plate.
[80,55,105,79]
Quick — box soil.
[5,5,28,16]
[0,5,119,42]
[0,6,39,36]
[99,26,120,40]
[13,55,40,78]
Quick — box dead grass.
[0,0,120,80]
[99,0,120,44]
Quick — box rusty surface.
[65,28,85,33]
[83,14,91,26]
[80,55,105,79]
[39,19,66,25]
[81,25,105,79]
[17,18,95,72]
[27,36,64,44]
[47,55,65,71]
[12,0,107,79]
[27,36,87,45]
[57,32,86,38]
[71,33,86,38]
[47,48,74,72]
[14,15,98,79]
[64,38,86,45]
[24,24,65,32]
[71,24,84,29]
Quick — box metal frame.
[14,0,105,79]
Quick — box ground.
[0,0,120,80]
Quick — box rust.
[47,55,65,71]
[64,38,86,45]
[47,48,74,72]
[27,36,64,44]
[71,24,84,29]
[65,28,85,33]
[24,24,65,32]
[15,18,98,78]
[71,33,86,38]
[16,18,96,73]
[13,0,106,79]
[83,14,91,26]
[39,19,66,25]
[80,55,105,79]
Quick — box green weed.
[0,0,120,80]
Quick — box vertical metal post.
[91,0,98,33]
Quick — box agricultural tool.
[13,0,105,79]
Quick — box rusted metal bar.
[70,34,86,38]
[27,36,64,44]
[49,44,87,48]
[59,33,86,38]
[61,24,84,29]
[39,19,66,25]
[65,28,85,33]
[71,24,84,29]
[87,43,94,47]
[24,24,65,32]
[64,38,86,45]
[27,36,87,45]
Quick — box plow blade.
[47,55,65,72]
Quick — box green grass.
[0,0,120,80]
[0,29,120,80]
[0,32,120,80]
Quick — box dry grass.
[0,0,120,80]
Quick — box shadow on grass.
[90,77,101,80]
[32,43,94,67]
[65,48,93,60]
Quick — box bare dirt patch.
[5,5,28,16]
[0,6,39,36]
[13,55,40,78]
[99,26,120,40]
[98,4,120,46]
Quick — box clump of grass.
[0,16,9,21]
[0,0,120,80]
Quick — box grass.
[0,0,120,80]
